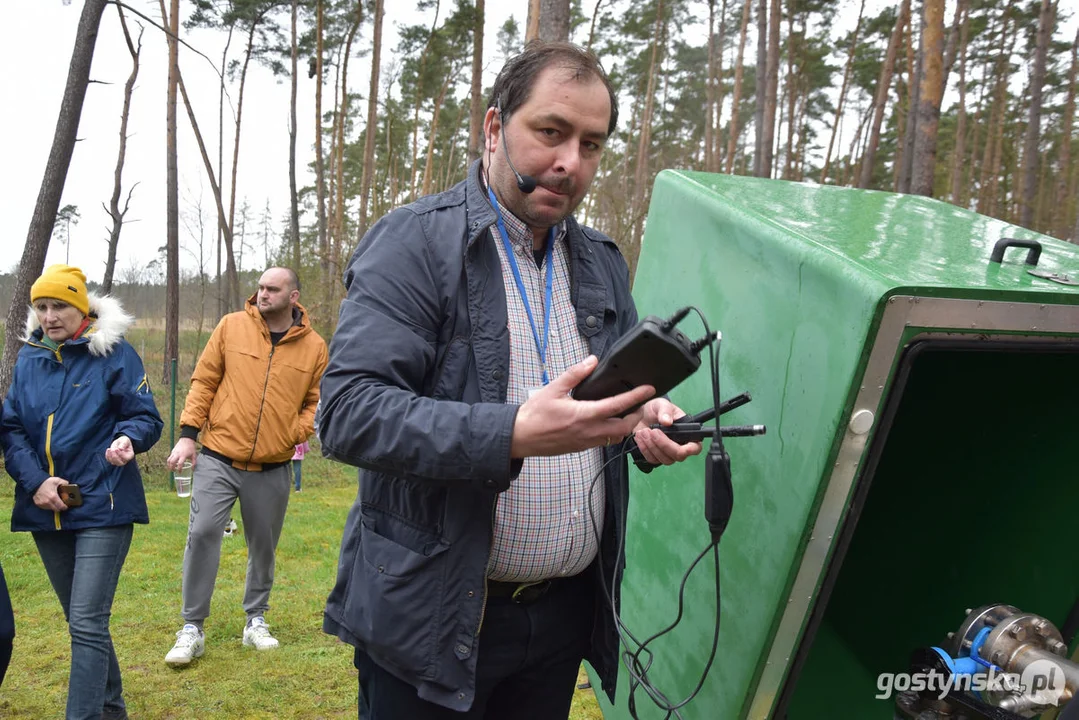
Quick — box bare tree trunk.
[705,0,717,171]
[587,0,606,51]
[216,26,232,320]
[227,12,269,309]
[726,0,753,174]
[289,0,301,269]
[358,0,384,239]
[165,0,180,384]
[333,4,362,295]
[821,0,865,184]
[898,0,924,194]
[0,0,108,397]
[843,104,871,186]
[713,0,729,171]
[753,0,767,176]
[910,0,945,197]
[1034,140,1051,230]
[783,2,797,180]
[468,0,485,164]
[315,1,329,293]
[759,0,780,177]
[422,67,461,196]
[976,4,1015,215]
[949,1,970,204]
[173,67,238,317]
[103,5,142,295]
[1053,28,1078,239]
[631,0,665,255]
[859,0,907,189]
[526,0,570,42]
[1019,0,1053,227]
[893,13,913,190]
[941,0,966,90]
[796,92,808,180]
[987,28,1019,219]
[410,1,441,201]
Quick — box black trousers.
[356,571,596,719]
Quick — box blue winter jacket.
[319,161,639,711]
[2,295,163,532]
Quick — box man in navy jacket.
[319,42,701,719]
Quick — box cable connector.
[689,330,721,355]
[704,447,733,544]
[661,306,692,333]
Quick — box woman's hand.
[33,477,69,512]
[105,435,135,466]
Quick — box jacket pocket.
[346,510,450,679]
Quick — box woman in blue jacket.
[1,265,162,720]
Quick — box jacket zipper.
[46,414,60,529]
[33,342,65,529]
[245,347,275,468]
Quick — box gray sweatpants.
[181,453,291,625]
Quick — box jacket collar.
[465,161,499,252]
[244,294,311,342]
[24,293,133,357]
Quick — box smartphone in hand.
[59,484,82,507]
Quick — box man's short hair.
[267,266,301,292]
[488,40,618,137]
[284,268,301,292]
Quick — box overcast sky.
[4,1,1072,287]
[0,0,528,285]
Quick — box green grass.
[2,478,604,719]
[1,328,604,719]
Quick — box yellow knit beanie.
[30,264,90,316]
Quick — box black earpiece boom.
[497,100,537,194]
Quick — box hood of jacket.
[23,293,134,357]
[243,293,315,341]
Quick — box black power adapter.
[572,310,711,411]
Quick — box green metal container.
[592,171,1079,720]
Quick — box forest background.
[0,0,1076,393]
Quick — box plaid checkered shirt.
[486,193,606,583]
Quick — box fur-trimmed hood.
[24,293,134,356]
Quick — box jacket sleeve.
[108,342,164,454]
[179,317,228,435]
[317,208,519,491]
[297,341,328,441]
[0,360,50,494]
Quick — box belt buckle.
[510,581,550,605]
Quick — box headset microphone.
[497,103,537,194]
[502,130,537,194]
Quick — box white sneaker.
[165,624,205,665]
[243,616,279,650]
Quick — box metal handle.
[989,238,1042,266]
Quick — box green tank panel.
[591,170,1079,720]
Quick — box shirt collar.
[483,172,566,253]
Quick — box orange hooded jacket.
[180,296,328,470]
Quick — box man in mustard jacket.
[162,267,328,665]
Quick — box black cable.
[585,305,726,719]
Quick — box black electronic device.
[59,484,82,508]
[572,313,708,411]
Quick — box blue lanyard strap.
[487,185,555,385]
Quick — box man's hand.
[33,477,69,512]
[166,437,199,472]
[631,399,703,466]
[510,356,655,458]
[105,435,135,467]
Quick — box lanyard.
[488,185,555,385]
